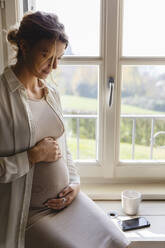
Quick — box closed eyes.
[42,53,64,61]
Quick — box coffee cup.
[121,190,142,215]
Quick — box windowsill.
[81,183,165,247]
[81,182,165,200]
[93,200,165,248]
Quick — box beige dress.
[25,97,130,248]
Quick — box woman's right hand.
[27,137,62,164]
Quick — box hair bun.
[7,29,18,45]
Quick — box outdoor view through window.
[35,0,100,160]
[34,0,165,163]
[120,0,165,161]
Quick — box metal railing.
[63,114,165,160]
[63,114,98,159]
[121,114,165,160]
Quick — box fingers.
[36,137,63,162]
[58,186,73,198]
[44,185,78,210]
[44,136,56,141]
[45,194,73,210]
[46,137,62,160]
[53,146,62,160]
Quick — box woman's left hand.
[45,183,80,210]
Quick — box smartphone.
[119,217,150,231]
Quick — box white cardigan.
[0,66,80,248]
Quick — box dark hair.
[7,11,68,61]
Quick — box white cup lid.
[122,190,141,199]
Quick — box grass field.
[62,94,165,160]
[67,137,165,160]
[61,95,165,115]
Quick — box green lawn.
[62,94,165,160]
[61,94,165,115]
[120,142,165,160]
[67,137,165,160]
[121,104,163,115]
[67,137,96,160]
[61,95,97,113]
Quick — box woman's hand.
[28,136,62,164]
[44,183,80,210]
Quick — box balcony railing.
[64,114,165,160]
[121,114,165,160]
[64,114,98,159]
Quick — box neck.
[12,61,38,91]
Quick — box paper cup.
[121,190,142,215]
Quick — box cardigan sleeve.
[65,137,81,184]
[0,151,32,183]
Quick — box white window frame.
[0,6,4,73]
[115,0,165,180]
[2,0,165,183]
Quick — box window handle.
[108,77,115,107]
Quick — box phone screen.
[120,217,150,231]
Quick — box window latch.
[108,77,115,107]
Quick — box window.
[53,65,99,161]
[29,0,102,168]
[2,0,165,182]
[117,0,165,179]
[120,65,165,161]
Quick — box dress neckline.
[27,95,45,102]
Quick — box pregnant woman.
[0,11,130,248]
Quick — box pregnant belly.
[30,158,69,208]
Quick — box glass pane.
[120,65,165,160]
[49,65,99,160]
[35,0,100,56]
[123,0,165,56]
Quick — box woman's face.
[24,39,66,79]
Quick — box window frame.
[29,0,109,180]
[116,0,165,179]
[3,0,165,183]
[0,7,5,73]
[56,0,120,181]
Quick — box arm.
[0,134,62,183]
[0,150,32,183]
